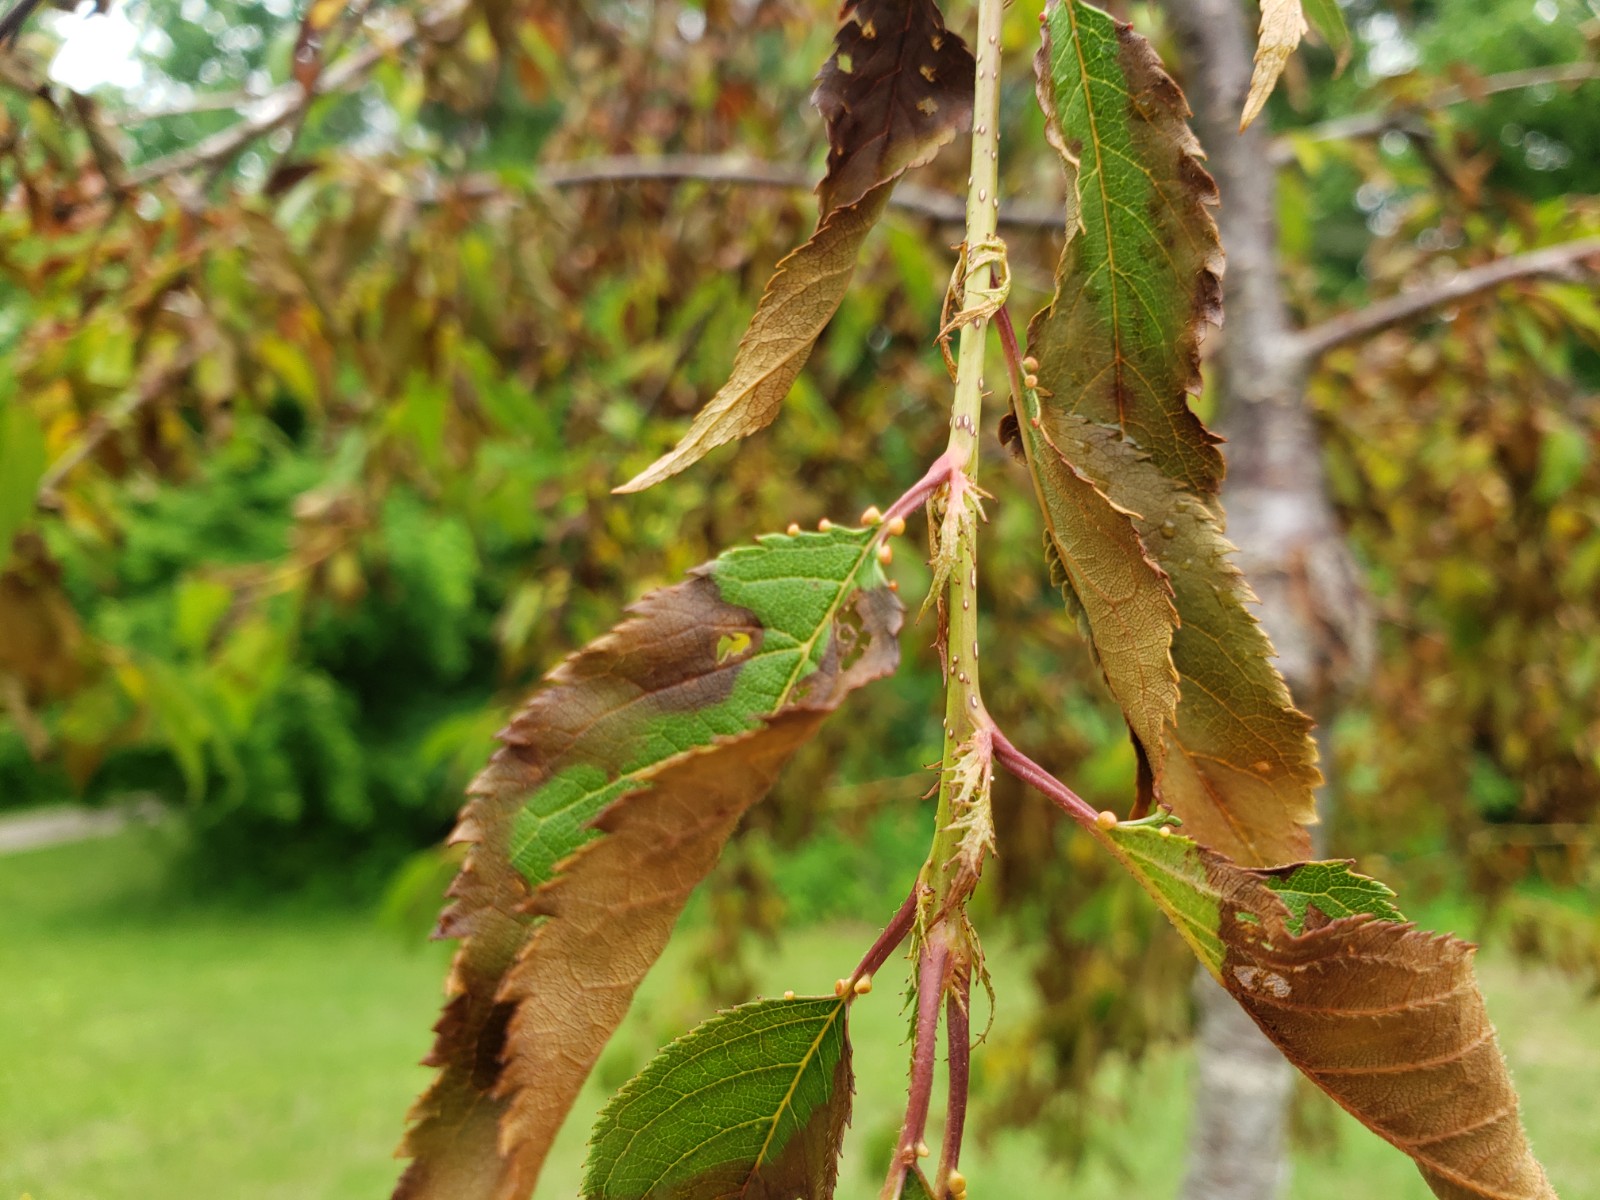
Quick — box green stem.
[925,0,1004,910]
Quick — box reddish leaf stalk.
[937,961,973,1195]
[994,301,1028,403]
[991,728,1103,830]
[881,937,951,1200]
[850,884,922,987]
[880,446,962,529]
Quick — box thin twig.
[528,154,1061,229]
[126,0,468,185]
[0,0,41,44]
[1271,61,1600,164]
[109,90,274,121]
[1293,236,1600,360]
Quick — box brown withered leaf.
[1242,0,1308,130]
[615,185,891,494]
[395,529,901,1200]
[1232,915,1556,1200]
[1039,415,1318,866]
[1104,825,1557,1200]
[616,0,974,493]
[1012,395,1179,778]
[812,0,977,214]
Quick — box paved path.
[0,799,164,855]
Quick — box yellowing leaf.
[395,529,901,1200]
[1242,0,1308,130]
[1102,825,1557,1200]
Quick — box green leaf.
[1301,0,1352,69]
[1100,824,1399,973]
[1029,0,1225,498]
[583,996,852,1200]
[1100,825,1555,1200]
[0,399,47,571]
[1254,859,1402,934]
[1532,420,1589,504]
[398,528,901,1200]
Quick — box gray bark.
[1158,2,1373,1199]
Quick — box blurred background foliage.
[1,0,1597,1177]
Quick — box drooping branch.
[111,89,276,121]
[1293,236,1600,360]
[1271,61,1600,164]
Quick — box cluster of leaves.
[0,0,1595,1191]
[0,0,983,882]
[385,1,1561,1197]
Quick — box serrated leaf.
[1013,398,1179,777]
[812,0,977,215]
[1029,0,1225,499]
[583,996,852,1200]
[1101,825,1556,1200]
[1253,858,1401,933]
[0,400,47,571]
[1100,824,1397,973]
[1243,0,1308,130]
[396,528,902,1200]
[617,0,974,493]
[1022,3,1315,865]
[1028,413,1319,865]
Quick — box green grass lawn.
[3,830,1596,1199]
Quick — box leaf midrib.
[1064,2,1129,429]
[506,537,876,876]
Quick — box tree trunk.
[1158,2,1373,1198]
